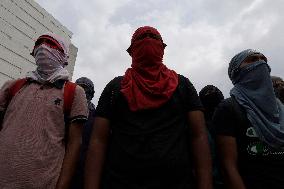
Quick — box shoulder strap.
[8,78,28,103]
[63,81,77,117]
[9,78,28,97]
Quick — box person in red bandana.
[85,26,212,189]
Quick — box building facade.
[0,0,78,87]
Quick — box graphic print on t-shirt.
[246,127,284,156]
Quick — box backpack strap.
[63,81,77,118]
[2,78,28,130]
[8,78,28,102]
[63,81,77,146]
[9,78,28,97]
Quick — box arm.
[0,112,4,130]
[0,80,16,130]
[216,135,246,189]
[187,110,213,189]
[56,122,83,189]
[84,117,110,189]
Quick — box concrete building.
[0,0,78,87]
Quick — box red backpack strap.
[63,81,77,117]
[8,78,28,100]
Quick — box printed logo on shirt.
[246,127,258,138]
[247,142,284,156]
[246,128,284,156]
[54,98,62,106]
[247,142,269,156]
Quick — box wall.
[0,0,78,87]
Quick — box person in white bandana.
[27,32,70,83]
[0,33,89,189]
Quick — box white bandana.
[27,33,70,83]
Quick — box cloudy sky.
[37,0,284,105]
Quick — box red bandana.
[121,26,178,111]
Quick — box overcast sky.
[37,0,284,105]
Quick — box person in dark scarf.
[199,85,224,189]
[199,85,224,132]
[213,49,284,189]
[85,26,212,189]
[75,77,96,111]
[271,76,284,103]
[70,77,96,189]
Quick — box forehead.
[132,27,161,41]
[37,33,69,54]
[243,53,267,62]
[37,35,60,45]
[248,53,265,58]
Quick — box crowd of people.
[0,26,283,189]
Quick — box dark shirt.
[213,97,284,189]
[96,75,202,189]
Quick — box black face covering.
[199,85,224,111]
[202,92,224,110]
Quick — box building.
[0,0,78,87]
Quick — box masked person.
[199,85,224,133]
[85,26,212,189]
[71,77,96,189]
[199,85,224,189]
[213,49,284,189]
[271,76,284,103]
[0,33,88,189]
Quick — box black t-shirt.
[213,97,284,189]
[96,75,202,189]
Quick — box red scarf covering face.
[121,26,178,111]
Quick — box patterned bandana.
[27,33,70,83]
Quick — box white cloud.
[36,0,284,103]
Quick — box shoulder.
[176,74,198,95]
[214,97,246,123]
[102,76,123,92]
[217,97,234,110]
[1,79,24,92]
[1,79,20,88]
[107,76,123,87]
[178,74,197,87]
[177,74,194,87]
[64,81,84,96]
[177,74,189,82]
[216,97,243,114]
